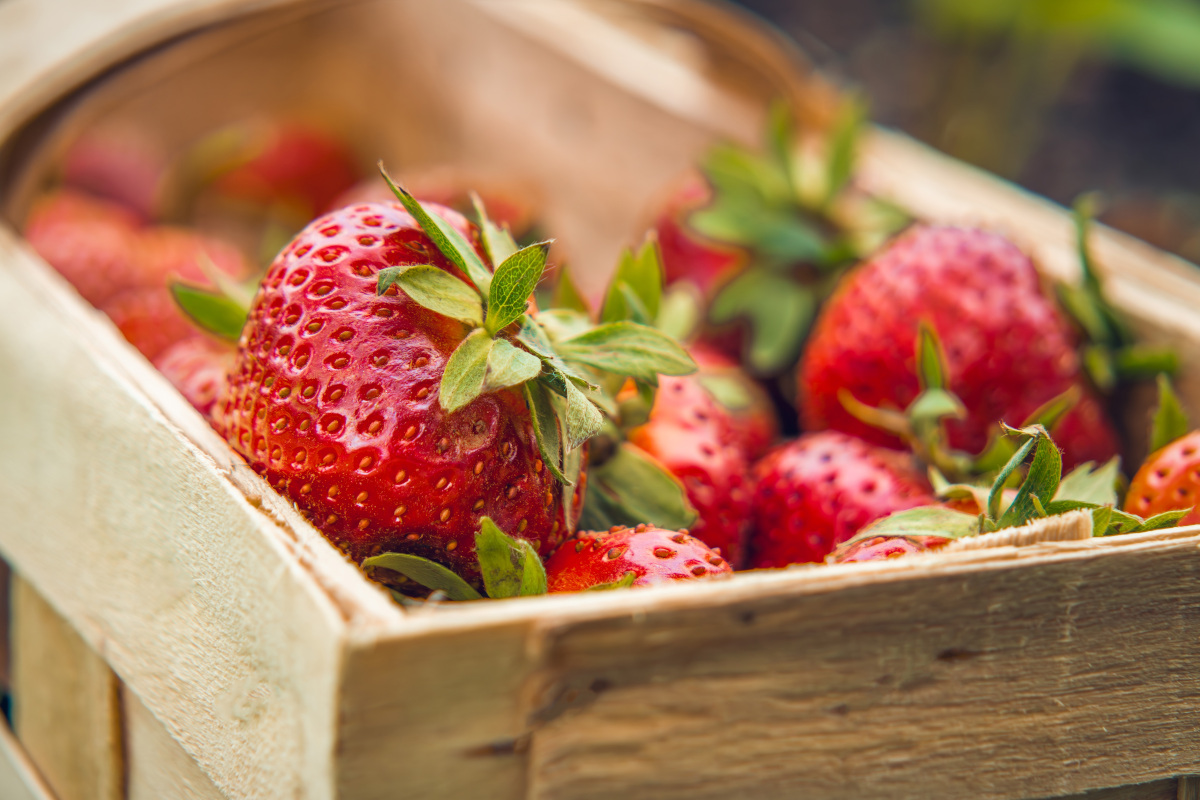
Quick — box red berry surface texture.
[546,524,731,592]
[749,431,936,568]
[1125,430,1200,519]
[799,225,1118,468]
[214,202,580,579]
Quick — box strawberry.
[545,523,731,592]
[213,173,695,583]
[829,534,950,563]
[831,424,1186,566]
[102,228,248,360]
[749,430,936,568]
[153,337,235,418]
[23,190,144,307]
[688,343,777,460]
[799,225,1119,470]
[1124,430,1200,519]
[625,373,754,566]
[655,174,745,300]
[212,201,565,576]
[653,100,905,374]
[333,168,538,239]
[62,124,166,220]
[200,121,360,220]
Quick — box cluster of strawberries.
[23,107,1200,601]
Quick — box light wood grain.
[125,689,225,800]
[3,0,1200,799]
[517,527,1200,800]
[0,220,396,800]
[0,715,59,800]
[10,576,122,800]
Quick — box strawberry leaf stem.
[379,163,494,295]
[1150,373,1190,453]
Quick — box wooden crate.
[4,0,1200,798]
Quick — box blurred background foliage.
[734,0,1200,264]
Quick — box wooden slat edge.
[11,577,123,800]
[0,721,59,800]
[0,224,365,799]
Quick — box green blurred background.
[735,0,1200,264]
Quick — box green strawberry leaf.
[558,321,696,382]
[471,191,518,266]
[475,517,547,599]
[1132,508,1191,533]
[1020,386,1080,431]
[379,163,494,295]
[376,265,484,326]
[996,427,1062,529]
[523,382,569,485]
[1054,457,1120,506]
[700,143,789,206]
[1091,505,1115,536]
[171,283,247,341]
[552,267,591,315]
[579,442,697,531]
[1151,373,1190,452]
[483,338,542,394]
[584,571,638,591]
[766,100,797,196]
[823,94,866,207]
[362,552,482,601]
[1113,345,1179,379]
[655,283,703,343]
[907,388,966,429]
[844,505,980,547]
[697,373,753,411]
[517,315,556,359]
[915,321,947,391]
[439,329,494,413]
[601,237,663,324]
[561,434,585,535]
[563,380,604,450]
[486,241,551,335]
[710,267,815,373]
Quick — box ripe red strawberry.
[211,122,359,218]
[1124,430,1200,519]
[153,337,235,418]
[62,125,166,220]
[212,201,581,579]
[828,534,950,563]
[749,430,936,568]
[101,228,248,360]
[626,376,753,566]
[799,225,1118,469]
[333,169,538,238]
[545,523,731,592]
[655,174,746,300]
[23,190,144,307]
[688,343,777,460]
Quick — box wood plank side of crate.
[10,576,122,800]
[327,525,1200,800]
[0,716,59,800]
[125,687,225,800]
[0,223,399,800]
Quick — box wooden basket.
[3,1,1200,798]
